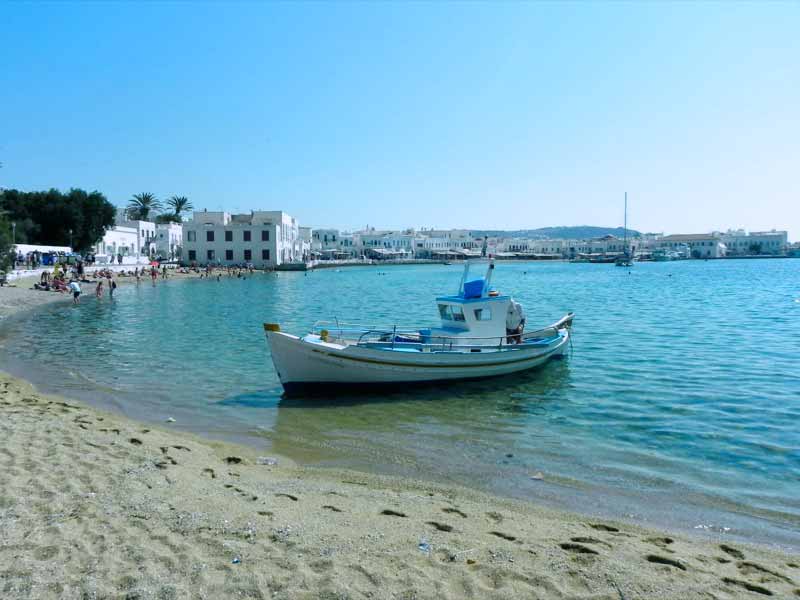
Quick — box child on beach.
[68,280,82,304]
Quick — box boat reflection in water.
[218,356,573,472]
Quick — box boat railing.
[311,325,560,352]
[311,313,573,351]
[354,331,538,352]
[312,320,423,337]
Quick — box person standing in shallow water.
[150,266,157,286]
[108,275,117,299]
[69,280,82,304]
[95,279,104,299]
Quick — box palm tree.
[126,193,162,221]
[166,195,193,222]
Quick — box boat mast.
[623,191,628,255]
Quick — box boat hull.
[265,323,570,393]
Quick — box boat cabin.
[426,261,517,345]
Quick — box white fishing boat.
[263,261,574,393]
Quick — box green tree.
[0,213,15,273]
[155,213,181,224]
[126,192,162,221]
[166,195,193,222]
[0,188,116,253]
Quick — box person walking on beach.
[69,280,82,304]
[95,279,104,299]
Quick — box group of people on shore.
[196,264,255,281]
[31,262,168,304]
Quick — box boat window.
[438,304,465,321]
[474,308,492,321]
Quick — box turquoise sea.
[2,260,799,548]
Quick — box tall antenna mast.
[623,192,628,253]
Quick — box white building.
[114,209,157,258]
[93,226,138,263]
[298,227,312,261]
[311,228,340,251]
[357,229,416,259]
[424,229,480,251]
[182,210,302,268]
[659,234,726,258]
[155,222,183,260]
[414,235,456,258]
[720,229,788,256]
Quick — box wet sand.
[1,283,799,599]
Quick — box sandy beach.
[1,282,799,599]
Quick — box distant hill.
[470,226,641,240]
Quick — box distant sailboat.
[615,192,633,267]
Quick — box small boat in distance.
[264,261,574,394]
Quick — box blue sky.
[2,2,798,238]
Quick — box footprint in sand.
[489,531,517,542]
[560,542,598,555]
[737,561,794,585]
[426,521,453,532]
[722,577,773,596]
[646,554,686,570]
[201,468,216,479]
[645,536,675,553]
[129,438,142,446]
[322,505,343,513]
[276,493,298,502]
[486,511,504,523]
[588,523,619,533]
[571,536,611,548]
[380,509,406,517]
[720,544,745,560]
[442,507,468,519]
[224,456,243,465]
